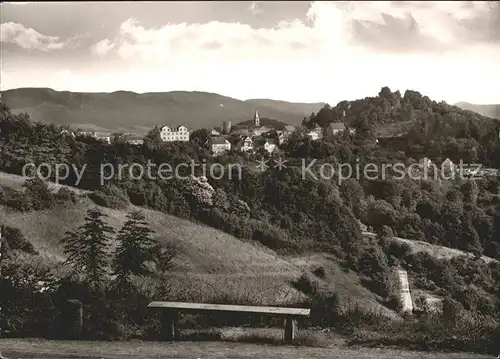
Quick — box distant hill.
[232,117,289,130]
[0,88,325,134]
[455,102,500,120]
[245,99,325,118]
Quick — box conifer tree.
[112,211,155,277]
[61,208,114,286]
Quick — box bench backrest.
[148,301,310,316]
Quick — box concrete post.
[65,299,83,339]
[284,317,297,343]
[161,310,178,341]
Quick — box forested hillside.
[301,87,500,167]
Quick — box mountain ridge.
[454,101,500,120]
[0,87,326,134]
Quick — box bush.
[89,185,129,209]
[23,177,55,210]
[385,293,403,312]
[55,187,78,204]
[386,240,412,262]
[0,257,56,337]
[0,186,6,204]
[350,311,500,355]
[312,266,326,279]
[292,273,341,328]
[1,225,38,255]
[6,191,33,212]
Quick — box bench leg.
[161,310,178,341]
[284,317,297,343]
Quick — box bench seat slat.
[148,301,310,316]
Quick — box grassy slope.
[363,231,498,311]
[1,88,324,134]
[0,170,393,314]
[0,200,398,314]
[0,200,300,304]
[4,170,497,313]
[362,231,497,264]
[0,171,92,195]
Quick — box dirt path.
[0,339,493,359]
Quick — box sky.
[1,1,500,105]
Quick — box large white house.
[159,125,190,142]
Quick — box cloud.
[104,1,499,67]
[248,1,263,16]
[3,1,499,104]
[339,1,499,52]
[91,38,116,56]
[0,22,67,51]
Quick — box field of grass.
[0,339,493,359]
[0,171,92,195]
[0,194,395,313]
[0,199,301,304]
[0,170,395,312]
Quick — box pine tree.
[61,208,114,286]
[112,211,155,277]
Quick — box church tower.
[253,109,260,127]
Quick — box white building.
[264,139,278,154]
[253,110,260,127]
[207,136,231,155]
[60,129,75,137]
[252,126,271,136]
[240,136,253,152]
[78,131,112,144]
[307,126,323,141]
[159,125,190,142]
[278,126,295,144]
[125,134,144,145]
[95,132,112,144]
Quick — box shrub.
[89,184,129,209]
[0,186,6,204]
[386,240,412,262]
[385,293,403,312]
[23,177,55,210]
[6,191,33,212]
[0,257,56,337]
[55,187,78,204]
[1,225,38,255]
[312,266,326,279]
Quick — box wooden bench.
[148,301,310,343]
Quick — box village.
[60,109,356,156]
[59,112,499,179]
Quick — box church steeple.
[253,109,260,127]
